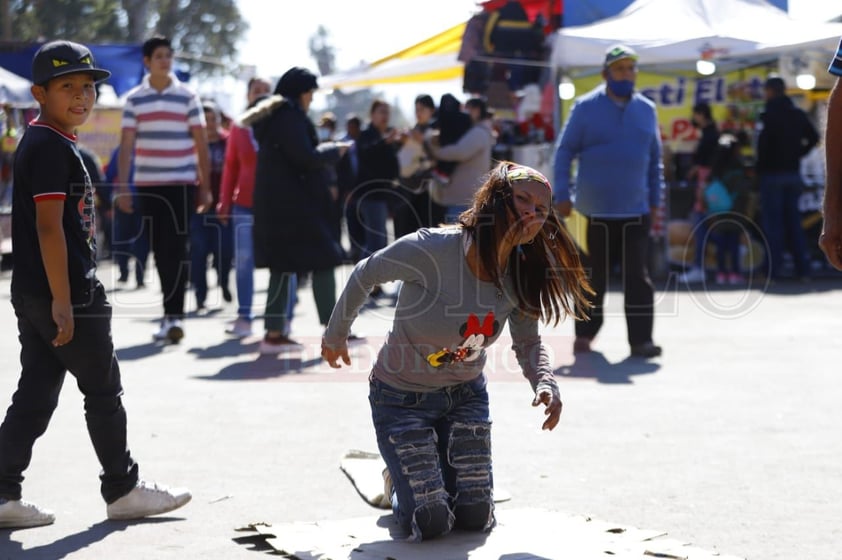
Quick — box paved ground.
[0,260,839,559]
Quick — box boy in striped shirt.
[116,35,212,342]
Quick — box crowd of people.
[677,77,820,286]
[91,56,505,354]
[0,28,841,545]
[0,34,571,537]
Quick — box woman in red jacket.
[217,77,271,337]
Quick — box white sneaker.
[153,319,184,343]
[225,318,253,338]
[106,480,191,520]
[0,499,55,528]
[258,334,303,355]
[678,267,705,283]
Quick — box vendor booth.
[317,0,842,276]
[551,0,842,72]
[551,0,842,275]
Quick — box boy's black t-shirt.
[11,121,98,304]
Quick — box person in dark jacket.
[241,66,348,353]
[337,114,364,262]
[756,76,819,280]
[354,99,401,261]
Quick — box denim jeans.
[231,205,254,320]
[710,228,741,274]
[688,210,710,269]
[0,284,139,503]
[358,198,389,259]
[759,173,810,278]
[112,204,149,285]
[189,210,233,307]
[344,194,366,262]
[369,375,494,541]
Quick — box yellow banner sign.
[562,67,770,152]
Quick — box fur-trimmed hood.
[237,94,288,127]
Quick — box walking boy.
[0,40,191,528]
[116,35,212,342]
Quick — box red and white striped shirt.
[120,74,205,186]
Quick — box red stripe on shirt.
[28,121,77,142]
[135,146,197,158]
[33,192,67,202]
[135,111,189,122]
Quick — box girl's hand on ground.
[532,387,562,431]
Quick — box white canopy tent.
[0,66,32,104]
[551,0,842,75]
[318,0,842,90]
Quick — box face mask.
[606,77,635,98]
[317,128,331,141]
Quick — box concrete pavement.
[0,261,839,559]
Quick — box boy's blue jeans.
[189,210,233,308]
[112,204,149,285]
[368,375,494,541]
[0,284,139,503]
[231,205,254,321]
[358,199,389,259]
[759,173,811,278]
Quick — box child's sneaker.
[715,272,727,285]
[153,318,184,343]
[225,317,253,338]
[0,498,55,528]
[106,480,191,520]
[678,266,705,284]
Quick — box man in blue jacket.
[553,44,664,359]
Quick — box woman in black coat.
[241,67,348,353]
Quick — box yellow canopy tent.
[318,23,466,90]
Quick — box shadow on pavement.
[554,351,660,384]
[194,355,323,380]
[350,514,488,559]
[231,533,276,553]
[186,338,259,360]
[374,513,408,539]
[115,341,171,361]
[0,518,187,559]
